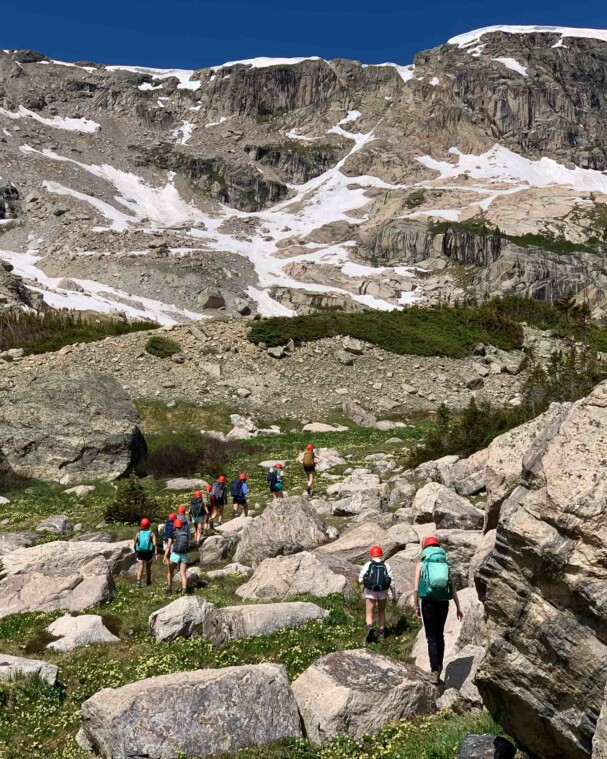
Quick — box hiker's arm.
[164,539,172,564]
[152,532,158,558]
[358,562,368,584]
[413,562,421,616]
[453,587,464,621]
[387,564,397,604]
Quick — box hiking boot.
[365,626,376,644]
[378,628,386,640]
[306,486,311,495]
[136,579,142,588]
[146,579,152,587]
[430,671,441,685]
[164,587,173,597]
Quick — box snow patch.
[172,121,195,145]
[449,25,607,48]
[138,82,163,91]
[204,116,228,128]
[492,57,528,77]
[211,56,322,71]
[0,105,100,133]
[364,63,415,83]
[430,77,440,86]
[106,65,201,90]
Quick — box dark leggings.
[421,599,449,673]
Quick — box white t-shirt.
[359,559,395,586]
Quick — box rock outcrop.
[79,664,302,758]
[45,614,119,652]
[0,653,58,686]
[477,382,607,759]
[0,370,147,483]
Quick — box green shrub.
[147,435,255,479]
[105,474,159,523]
[0,310,155,355]
[248,302,524,358]
[405,189,426,209]
[145,335,182,358]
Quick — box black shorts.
[303,465,316,474]
[233,498,247,505]
[136,549,154,562]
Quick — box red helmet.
[423,536,440,549]
[194,490,202,498]
[168,513,176,521]
[370,545,383,558]
[239,473,247,480]
[306,444,314,451]
[173,518,184,528]
[140,518,150,529]
[218,475,226,483]
[275,463,283,469]
[205,484,212,492]
[177,505,186,515]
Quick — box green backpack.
[419,546,452,601]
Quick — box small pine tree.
[105,474,158,524]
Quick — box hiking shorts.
[170,551,188,565]
[136,550,154,563]
[192,516,204,524]
[363,589,389,601]
[303,465,316,474]
[233,498,247,505]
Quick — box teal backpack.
[419,546,452,601]
[136,529,153,552]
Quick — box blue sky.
[3,0,607,69]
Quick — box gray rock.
[36,514,74,535]
[236,552,358,600]
[0,496,10,505]
[0,653,58,686]
[326,469,386,500]
[343,336,364,355]
[388,478,416,508]
[335,350,354,366]
[0,370,147,483]
[385,523,419,549]
[149,596,214,641]
[455,733,516,759]
[412,483,483,530]
[215,516,254,538]
[326,526,340,540]
[71,532,114,543]
[315,523,398,564]
[64,485,96,497]
[164,477,208,491]
[46,614,119,652]
[79,664,302,758]
[594,681,607,759]
[342,400,377,428]
[234,497,327,566]
[200,535,231,565]
[331,491,385,516]
[0,531,36,556]
[292,649,436,743]
[197,287,226,309]
[447,449,488,496]
[204,601,328,646]
[435,530,483,588]
[205,562,253,579]
[267,345,286,359]
[296,447,345,472]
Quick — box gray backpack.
[172,527,189,554]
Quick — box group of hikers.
[133,441,461,684]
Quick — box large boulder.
[412,455,460,485]
[236,552,358,600]
[149,597,214,641]
[215,516,254,538]
[79,664,302,758]
[388,478,416,508]
[204,601,328,646]
[326,469,386,500]
[292,649,436,743]
[234,497,327,566]
[0,540,135,618]
[389,544,421,607]
[0,531,36,555]
[314,523,398,564]
[447,449,489,496]
[296,447,345,472]
[455,734,517,759]
[46,614,119,652]
[468,529,496,599]
[342,401,377,428]
[331,491,385,516]
[594,683,607,759]
[0,653,58,685]
[36,514,74,535]
[477,383,607,759]
[0,370,147,483]
[412,483,483,530]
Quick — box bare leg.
[365,598,375,626]
[136,560,144,583]
[167,563,174,592]
[243,500,248,517]
[180,562,188,594]
[145,560,152,584]
[378,600,387,631]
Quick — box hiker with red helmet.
[189,489,206,546]
[231,473,249,517]
[134,517,157,588]
[302,444,318,496]
[176,504,191,540]
[162,512,177,553]
[211,475,227,526]
[164,517,190,596]
[359,545,397,642]
[205,483,216,530]
[414,535,464,684]
[267,462,284,499]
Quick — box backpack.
[420,547,452,600]
[363,560,392,591]
[136,529,153,552]
[172,527,189,554]
[211,482,225,501]
[190,498,204,518]
[267,469,278,487]
[303,450,315,467]
[163,520,175,540]
[231,480,244,499]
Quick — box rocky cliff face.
[2,27,607,321]
[476,383,607,758]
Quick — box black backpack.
[363,561,392,591]
[190,498,204,518]
[231,480,244,498]
[267,469,278,486]
[172,527,189,554]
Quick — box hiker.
[211,475,227,526]
[359,545,397,642]
[189,490,206,545]
[201,483,212,533]
[162,512,176,552]
[231,473,249,517]
[267,462,284,499]
[414,535,464,684]
[164,517,189,595]
[302,444,318,495]
[176,504,190,539]
[134,518,157,588]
